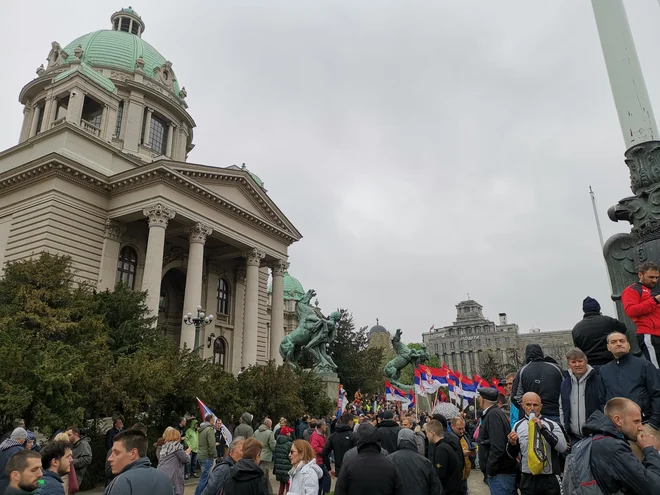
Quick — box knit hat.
[280,426,294,436]
[583,296,601,314]
[10,428,27,441]
[383,410,394,420]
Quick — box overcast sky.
[2,0,659,342]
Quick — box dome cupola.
[110,7,146,37]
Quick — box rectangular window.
[115,101,124,137]
[35,104,45,135]
[149,114,168,156]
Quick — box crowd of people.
[6,263,660,494]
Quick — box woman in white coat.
[287,440,322,495]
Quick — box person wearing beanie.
[0,428,28,493]
[572,296,627,367]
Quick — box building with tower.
[0,7,302,374]
[367,319,391,350]
[422,299,573,375]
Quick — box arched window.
[116,246,138,289]
[216,278,230,315]
[213,338,227,369]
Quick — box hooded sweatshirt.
[512,344,564,417]
[185,419,199,453]
[253,424,276,462]
[223,458,269,495]
[233,413,254,440]
[386,429,442,495]
[197,422,217,460]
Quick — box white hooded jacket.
[287,458,322,495]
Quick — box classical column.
[232,267,247,373]
[66,89,84,125]
[180,222,213,351]
[97,219,126,291]
[142,204,175,319]
[242,248,264,367]
[166,124,174,157]
[143,108,153,145]
[269,259,288,364]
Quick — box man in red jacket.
[622,261,660,368]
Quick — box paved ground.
[88,469,490,494]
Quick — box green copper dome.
[268,271,305,301]
[241,164,264,188]
[61,29,181,96]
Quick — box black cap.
[477,387,499,402]
[383,410,394,420]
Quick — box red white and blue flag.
[473,374,491,389]
[490,378,506,395]
[196,397,232,444]
[385,381,412,407]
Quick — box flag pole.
[589,186,618,316]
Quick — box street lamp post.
[183,305,214,353]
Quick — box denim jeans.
[193,458,214,495]
[487,473,517,495]
[186,451,198,476]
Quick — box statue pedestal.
[318,372,340,402]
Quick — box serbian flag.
[385,381,411,405]
[473,374,491,389]
[196,397,232,444]
[414,369,427,397]
[458,374,477,401]
[423,365,448,386]
[408,390,416,409]
[490,378,506,395]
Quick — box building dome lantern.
[110,6,145,37]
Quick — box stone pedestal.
[318,372,340,402]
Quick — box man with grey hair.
[560,348,601,445]
[0,427,29,493]
[253,417,276,479]
[200,436,245,495]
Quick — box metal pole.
[591,0,658,148]
[590,186,619,316]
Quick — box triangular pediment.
[193,180,267,220]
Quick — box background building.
[422,299,573,375]
[0,7,302,374]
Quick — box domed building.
[0,8,302,373]
[368,319,391,350]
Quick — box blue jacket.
[598,353,660,429]
[560,367,601,438]
[105,457,174,495]
[0,441,24,494]
[37,469,65,495]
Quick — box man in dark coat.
[580,398,660,492]
[201,437,245,495]
[512,344,564,422]
[477,387,517,495]
[572,296,623,367]
[0,427,27,494]
[425,419,462,495]
[106,429,174,495]
[560,348,601,445]
[387,428,442,495]
[4,450,42,495]
[375,410,401,454]
[426,413,464,478]
[222,438,269,495]
[105,418,124,450]
[335,423,403,495]
[322,412,355,477]
[40,440,72,495]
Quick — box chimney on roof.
[499,313,507,325]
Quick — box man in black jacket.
[560,348,601,445]
[512,344,564,422]
[201,436,245,495]
[426,413,464,478]
[335,423,403,495]
[426,419,462,495]
[572,296,622,367]
[376,410,401,454]
[477,387,517,495]
[322,412,355,477]
[387,428,441,495]
[599,332,660,430]
[105,417,123,451]
[579,398,660,493]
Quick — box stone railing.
[51,117,66,128]
[81,119,101,137]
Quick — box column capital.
[186,222,213,244]
[270,259,289,277]
[243,248,265,266]
[104,218,126,241]
[143,203,176,228]
[236,266,247,285]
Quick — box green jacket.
[253,424,276,463]
[185,420,199,452]
[197,422,217,460]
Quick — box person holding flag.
[506,392,567,495]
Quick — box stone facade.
[0,8,302,374]
[422,300,574,375]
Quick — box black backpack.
[562,436,606,494]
